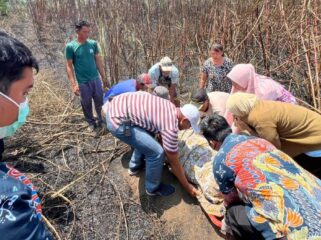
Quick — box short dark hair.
[0,31,39,94]
[210,43,224,56]
[201,114,231,142]
[75,20,90,30]
[211,43,223,52]
[191,88,208,103]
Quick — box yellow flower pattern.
[178,130,224,217]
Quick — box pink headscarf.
[228,64,282,100]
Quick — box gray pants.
[79,78,103,126]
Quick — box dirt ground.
[4,124,224,239]
[111,151,224,240]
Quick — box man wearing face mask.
[0,31,52,239]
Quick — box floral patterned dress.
[178,130,224,217]
[202,57,233,93]
[213,134,321,240]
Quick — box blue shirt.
[103,79,137,103]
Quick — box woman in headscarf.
[227,92,321,175]
[228,64,296,104]
[201,114,321,240]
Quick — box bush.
[0,0,8,15]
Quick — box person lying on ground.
[199,43,234,93]
[156,88,223,225]
[228,63,296,104]
[105,92,201,197]
[190,88,230,120]
[178,129,224,223]
[103,73,152,103]
[0,31,53,239]
[227,92,321,175]
[201,114,321,240]
[148,56,180,106]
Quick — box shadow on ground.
[118,149,224,240]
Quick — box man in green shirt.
[65,20,109,131]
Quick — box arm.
[66,60,80,96]
[199,72,208,89]
[95,54,110,88]
[169,68,180,105]
[255,123,281,149]
[168,83,177,103]
[234,116,257,136]
[148,65,158,88]
[165,150,200,197]
[199,111,207,119]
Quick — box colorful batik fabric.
[178,130,224,217]
[214,134,321,240]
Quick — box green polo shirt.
[65,39,100,84]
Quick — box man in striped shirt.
[106,92,200,197]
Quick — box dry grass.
[29,70,77,121]
[26,0,321,108]
[2,1,321,238]
[3,69,176,239]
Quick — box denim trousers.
[106,113,164,192]
[79,78,103,126]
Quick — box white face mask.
[0,92,30,139]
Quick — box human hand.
[173,98,180,107]
[103,79,110,89]
[223,189,241,207]
[155,133,163,144]
[200,111,207,119]
[187,184,201,197]
[72,84,80,96]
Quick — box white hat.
[180,104,200,133]
[160,56,173,72]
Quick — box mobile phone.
[123,118,132,137]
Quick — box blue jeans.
[106,113,164,192]
[79,78,104,126]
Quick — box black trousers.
[225,204,265,240]
[226,204,288,240]
[0,139,4,161]
[294,153,321,178]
